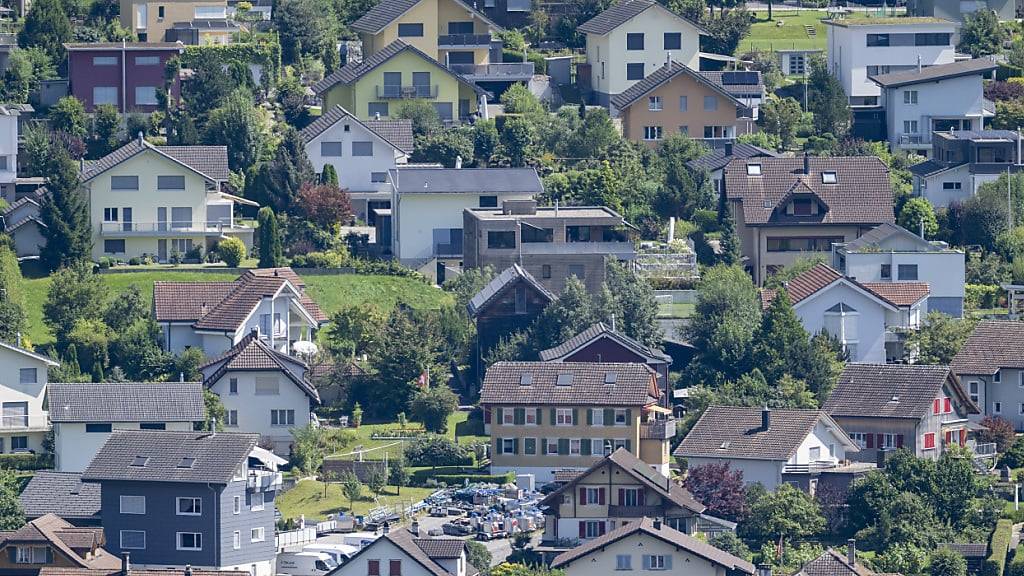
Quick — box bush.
[1001,436,1024,468]
[411,470,514,486]
[988,519,1013,576]
[1008,544,1024,576]
[0,453,53,470]
[305,251,346,268]
[404,435,471,467]
[217,237,246,267]
[966,284,1002,309]
[98,257,112,269]
[692,209,719,233]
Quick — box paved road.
[415,514,516,566]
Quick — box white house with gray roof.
[0,340,59,456]
[329,527,479,576]
[48,382,206,472]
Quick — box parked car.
[277,551,337,576]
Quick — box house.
[199,331,320,455]
[40,568,247,576]
[537,448,706,544]
[479,361,676,481]
[870,58,996,157]
[825,364,985,463]
[950,320,1024,429]
[797,543,879,576]
[609,61,762,145]
[463,200,637,295]
[0,105,17,200]
[907,0,1015,23]
[0,514,121,575]
[311,40,488,123]
[578,0,706,106]
[760,263,929,362]
[299,105,413,224]
[910,130,1023,207]
[776,49,822,76]
[390,167,542,278]
[687,141,778,197]
[833,222,966,317]
[64,42,184,112]
[165,18,239,45]
[20,472,102,526]
[550,517,755,576]
[0,341,57,456]
[824,17,957,106]
[48,382,205,473]
[79,136,257,262]
[675,406,859,493]
[723,156,895,285]
[325,526,479,576]
[2,189,47,259]
[81,430,278,575]
[152,267,328,356]
[119,0,234,43]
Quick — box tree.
[257,207,284,267]
[1002,436,1024,468]
[465,541,492,576]
[933,446,978,527]
[473,119,500,166]
[49,97,87,139]
[276,75,309,126]
[394,100,442,137]
[978,415,1016,453]
[388,457,410,494]
[957,10,1006,57]
[564,107,619,159]
[43,263,107,351]
[533,276,599,350]
[290,424,328,475]
[203,388,226,431]
[682,265,761,384]
[91,104,123,157]
[930,547,967,576]
[0,246,28,342]
[203,89,270,173]
[739,483,825,550]
[907,312,975,364]
[403,435,468,467]
[298,182,354,229]
[501,116,535,167]
[0,470,25,530]
[217,237,247,267]
[808,56,851,137]
[366,466,386,496]
[0,47,57,104]
[603,260,662,347]
[759,97,801,150]
[410,386,459,433]
[369,308,441,418]
[180,54,233,120]
[655,134,710,219]
[500,83,545,116]
[246,126,315,212]
[411,129,475,168]
[700,9,751,55]
[683,463,746,521]
[274,0,337,64]
[321,164,339,187]
[326,304,386,359]
[718,208,743,266]
[340,471,362,511]
[18,0,72,65]
[962,185,1010,250]
[898,198,938,238]
[39,147,91,272]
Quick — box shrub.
[404,435,470,467]
[1001,436,1024,468]
[304,250,346,269]
[1008,544,1024,576]
[0,453,53,470]
[988,519,1013,576]
[966,284,1002,309]
[217,237,246,267]
[98,257,112,269]
[692,209,719,233]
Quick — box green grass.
[658,302,694,319]
[738,10,872,55]
[276,479,436,521]
[326,412,486,460]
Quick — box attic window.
[746,163,762,176]
[177,457,196,469]
[344,124,351,132]
[822,171,838,184]
[130,456,149,467]
[604,372,617,384]
[556,374,574,386]
[719,441,731,450]
[890,395,900,403]
[519,374,533,386]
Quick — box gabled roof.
[301,105,414,155]
[0,340,60,366]
[674,405,857,461]
[760,263,925,311]
[466,263,555,317]
[351,0,501,34]
[687,142,779,173]
[20,472,101,521]
[841,222,939,253]
[334,529,475,576]
[312,40,487,96]
[825,363,979,420]
[797,549,878,576]
[0,514,120,570]
[950,320,1024,375]
[82,430,259,484]
[389,167,543,194]
[859,282,930,307]
[578,0,706,35]
[202,331,320,403]
[610,61,748,110]
[80,138,229,183]
[479,361,661,406]
[538,322,671,362]
[48,382,206,423]
[870,57,996,88]
[908,159,957,178]
[552,517,754,572]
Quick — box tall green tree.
[604,260,662,347]
[753,289,813,384]
[533,276,599,350]
[18,0,72,66]
[257,207,284,268]
[39,147,91,272]
[246,126,315,212]
[0,469,25,529]
[739,483,825,551]
[682,265,761,385]
[49,96,88,139]
[930,547,967,576]
[655,134,709,219]
[501,116,535,167]
[202,89,270,173]
[368,308,441,418]
[898,198,939,238]
[758,97,802,150]
[957,9,1007,57]
[409,386,459,433]
[908,312,976,364]
[91,103,123,157]
[273,0,338,65]
[718,208,743,266]
[43,263,108,352]
[808,56,851,137]
[0,47,57,104]
[0,246,28,342]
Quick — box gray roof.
[479,361,660,406]
[935,129,1019,141]
[47,382,206,423]
[797,549,877,576]
[611,61,748,110]
[80,139,229,182]
[389,167,543,194]
[908,158,956,178]
[466,263,555,317]
[688,142,779,173]
[300,105,414,154]
[870,57,996,88]
[950,320,1024,375]
[825,363,979,419]
[578,0,705,35]
[20,472,101,521]
[539,322,671,362]
[841,222,938,252]
[201,331,320,403]
[700,70,765,98]
[351,0,499,34]
[81,430,259,484]
[0,340,59,366]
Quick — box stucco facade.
[357,0,495,67]
[55,421,195,473]
[66,43,183,112]
[556,526,734,576]
[203,368,314,455]
[119,0,230,42]
[0,107,16,200]
[792,280,892,363]
[880,73,990,157]
[959,368,1024,429]
[0,344,56,456]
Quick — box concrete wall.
[684,456,784,489]
[844,250,965,308]
[332,536,446,576]
[67,47,180,112]
[55,420,194,472]
[0,112,15,186]
[10,222,46,258]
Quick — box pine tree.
[604,260,662,348]
[718,208,743,266]
[39,147,91,272]
[321,164,339,186]
[17,0,72,67]
[246,126,314,212]
[752,289,813,386]
[533,276,598,350]
[257,207,283,268]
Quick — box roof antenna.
[179,372,184,382]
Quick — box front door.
[158,239,167,262]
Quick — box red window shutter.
[598,488,606,505]
[924,433,934,449]
[618,488,625,504]
[945,431,951,444]
[866,434,874,448]
[484,408,491,424]
[598,521,606,536]
[390,561,402,576]
[368,561,380,576]
[579,521,586,538]
[944,398,952,413]
[877,434,884,448]
[933,398,940,414]
[638,490,646,505]
[579,487,587,505]
[896,434,903,448]
[960,429,967,445]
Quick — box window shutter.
[598,488,606,505]
[559,438,569,455]
[579,487,587,505]
[514,408,525,425]
[579,522,586,538]
[581,439,592,456]
[541,438,548,454]
[551,408,557,424]
[638,490,646,505]
[45,547,53,563]
[625,439,632,452]
[944,398,952,413]
[572,408,579,424]
[536,408,542,424]
[960,429,967,445]
[896,434,903,448]
[618,488,625,504]
[598,521,606,536]
[643,556,651,570]
[876,434,884,448]
[665,556,673,570]
[866,434,874,448]
[625,409,632,422]
[933,399,940,414]
[496,407,503,423]
[513,438,519,454]
[496,438,503,454]
[587,409,593,425]
[8,548,16,563]
[604,409,614,426]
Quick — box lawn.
[325,411,487,461]
[658,302,694,319]
[277,479,437,521]
[737,10,872,55]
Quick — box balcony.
[781,460,840,474]
[972,442,997,458]
[376,84,438,99]
[608,505,663,518]
[438,33,492,48]
[247,469,283,492]
[898,133,930,147]
[0,415,50,432]
[448,62,535,81]
[99,221,248,237]
[640,419,676,440]
[520,241,636,259]
[434,242,463,258]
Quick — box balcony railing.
[640,419,676,440]
[608,505,663,518]
[247,470,283,492]
[448,63,536,80]
[376,84,438,99]
[782,460,840,474]
[0,415,49,430]
[973,442,997,457]
[899,133,929,146]
[520,241,636,258]
[434,243,463,258]
[438,33,492,47]
[99,221,246,236]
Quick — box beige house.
[480,362,677,482]
[0,341,58,455]
[120,0,236,43]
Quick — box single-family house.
[152,267,328,356]
[48,382,205,473]
[579,0,705,106]
[311,40,488,123]
[687,141,778,197]
[0,341,58,456]
[776,49,822,76]
[797,543,879,576]
[723,156,895,285]
[2,189,48,259]
[325,526,479,576]
[825,363,985,463]
[538,448,706,545]
[299,105,413,224]
[480,361,676,481]
[910,129,1024,207]
[551,517,755,576]
[82,430,278,575]
[20,472,102,526]
[674,406,859,493]
[950,320,1024,429]
[0,105,18,201]
[199,331,320,455]
[907,0,1015,23]
[833,222,965,317]
[0,514,121,575]
[119,0,235,43]
[65,42,184,112]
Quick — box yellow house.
[120,0,237,44]
[312,40,488,123]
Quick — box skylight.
[130,456,149,467]
[556,374,573,386]
[177,457,196,469]
[821,171,838,184]
[519,374,532,386]
[604,372,617,384]
[746,163,762,176]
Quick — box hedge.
[985,518,1014,576]
[1008,543,1024,576]
[0,453,53,471]
[412,470,514,486]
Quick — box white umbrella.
[292,341,318,356]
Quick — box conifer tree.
[321,164,339,186]
[718,208,743,266]
[18,0,72,67]
[39,146,91,271]
[257,207,284,268]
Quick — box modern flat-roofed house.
[723,156,895,286]
[328,526,479,576]
[825,364,984,463]
[910,130,1023,207]
[153,267,328,356]
[674,406,858,492]
[907,0,1015,23]
[0,340,58,456]
[299,105,413,224]
[120,0,234,43]
[20,471,102,525]
[65,42,184,112]
[480,361,676,481]
[48,382,205,472]
[950,320,1024,429]
[833,222,965,317]
[0,514,121,574]
[579,0,705,106]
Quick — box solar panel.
[721,71,759,85]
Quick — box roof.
[479,361,661,406]
[610,61,748,110]
[466,263,555,316]
[80,138,230,182]
[389,167,543,194]
[340,529,470,576]
[63,41,184,51]
[0,340,60,366]
[539,322,671,362]
[578,0,706,35]
[412,537,467,559]
[935,129,1020,141]
[797,549,877,576]
[300,105,414,154]
[47,382,205,423]
[41,570,248,576]
[552,518,754,572]
[759,263,921,310]
[841,222,940,252]
[823,16,955,26]
[674,405,854,461]
[81,430,259,484]
[20,472,102,521]
[351,0,500,34]
[870,57,996,88]
[0,515,120,570]
[944,543,988,558]
[825,363,979,419]
[724,157,894,226]
[908,159,955,178]
[700,70,766,98]
[859,282,930,306]
[950,320,1024,375]
[202,331,320,403]
[312,40,486,96]
[688,143,779,173]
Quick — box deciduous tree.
[683,463,746,521]
[18,0,72,66]
[410,386,459,433]
[298,182,354,229]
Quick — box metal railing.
[899,133,929,145]
[376,84,438,99]
[640,419,677,440]
[0,415,47,429]
[781,460,840,474]
[434,243,463,257]
[973,442,997,457]
[247,470,283,491]
[448,62,536,78]
[437,33,492,47]
[99,221,245,235]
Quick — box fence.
[275,527,317,551]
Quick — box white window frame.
[570,439,581,455]
[176,496,202,516]
[555,408,573,426]
[119,495,146,515]
[903,90,918,104]
[614,409,628,426]
[648,96,662,111]
[502,409,514,425]
[643,126,663,141]
[525,408,538,425]
[176,532,202,551]
[233,530,241,550]
[233,495,241,514]
[591,409,604,426]
[849,432,867,449]
[545,439,558,454]
[501,438,515,453]
[119,530,146,550]
[616,554,632,571]
[251,527,266,542]
[251,491,265,511]
[995,401,1003,414]
[647,555,668,570]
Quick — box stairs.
[805,25,817,37]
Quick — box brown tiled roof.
[724,157,895,226]
[552,518,754,572]
[192,275,288,330]
[243,268,327,322]
[825,363,979,420]
[0,514,121,570]
[860,282,930,306]
[610,61,746,110]
[578,0,706,35]
[759,263,918,310]
[538,322,671,362]
[153,281,236,322]
[343,529,459,576]
[479,361,660,406]
[413,537,466,559]
[798,549,877,576]
[674,405,844,461]
[202,332,320,402]
[950,320,1024,375]
[780,263,842,303]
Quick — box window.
[177,497,202,516]
[881,264,891,279]
[645,555,670,570]
[120,495,146,514]
[648,96,662,111]
[14,546,48,564]
[525,409,538,425]
[924,432,936,449]
[352,141,373,157]
[704,95,718,111]
[226,410,238,427]
[545,438,559,454]
[233,531,241,550]
[479,195,498,208]
[369,560,381,576]
[821,171,837,184]
[104,207,119,222]
[194,5,225,17]
[135,86,158,106]
[942,181,962,190]
[177,532,202,551]
[501,438,515,454]
[93,56,117,66]
[368,102,389,117]
[135,56,160,65]
[170,239,193,254]
[18,368,36,384]
[995,401,1003,414]
[570,439,581,455]
[139,422,165,430]
[995,371,1002,383]
[229,378,238,394]
[321,142,343,157]
[157,5,163,18]
[969,381,979,403]
[488,231,516,249]
[903,120,919,134]
[255,377,279,395]
[903,90,918,104]
[583,521,604,538]
[626,63,645,80]
[897,264,918,280]
[120,530,146,550]
[11,436,27,450]
[390,560,403,576]
[568,264,585,279]
[524,438,536,454]
[157,175,185,190]
[398,23,424,37]
[233,495,241,514]
[643,126,663,141]
[663,32,681,50]
[679,96,687,111]
[746,164,762,176]
[614,409,628,425]
[703,125,733,139]
[849,432,867,449]
[626,33,644,50]
[944,397,952,412]
[542,265,551,278]
[792,198,814,215]
[915,32,950,46]
[371,172,388,183]
[522,226,553,243]
[251,492,265,511]
[584,487,602,504]
[765,237,844,252]
[621,488,639,506]
[93,87,118,106]
[556,408,573,425]
[271,409,295,426]
[111,176,138,190]
[87,423,112,433]
[809,446,821,460]
[866,33,889,46]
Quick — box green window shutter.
[625,439,632,452]
[513,438,519,454]
[535,408,541,425]
[587,409,593,425]
[550,408,557,424]
[514,408,525,425]
[496,407,503,423]
[559,438,569,455]
[541,438,548,454]
[572,408,579,424]
[525,438,536,454]
[496,438,503,454]
[604,409,614,426]
[581,438,592,455]
[625,409,632,423]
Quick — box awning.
[645,405,673,415]
[219,191,260,207]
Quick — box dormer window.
[746,163,762,176]
[130,456,149,467]
[791,198,815,216]
[822,171,838,184]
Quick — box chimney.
[383,522,390,535]
[847,539,857,566]
[757,564,772,576]
[121,553,131,576]
[455,155,463,169]
[761,406,771,430]
[184,566,194,576]
[15,332,21,348]
[724,142,733,157]
[137,131,144,144]
[411,520,420,536]
[652,519,662,530]
[803,153,810,175]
